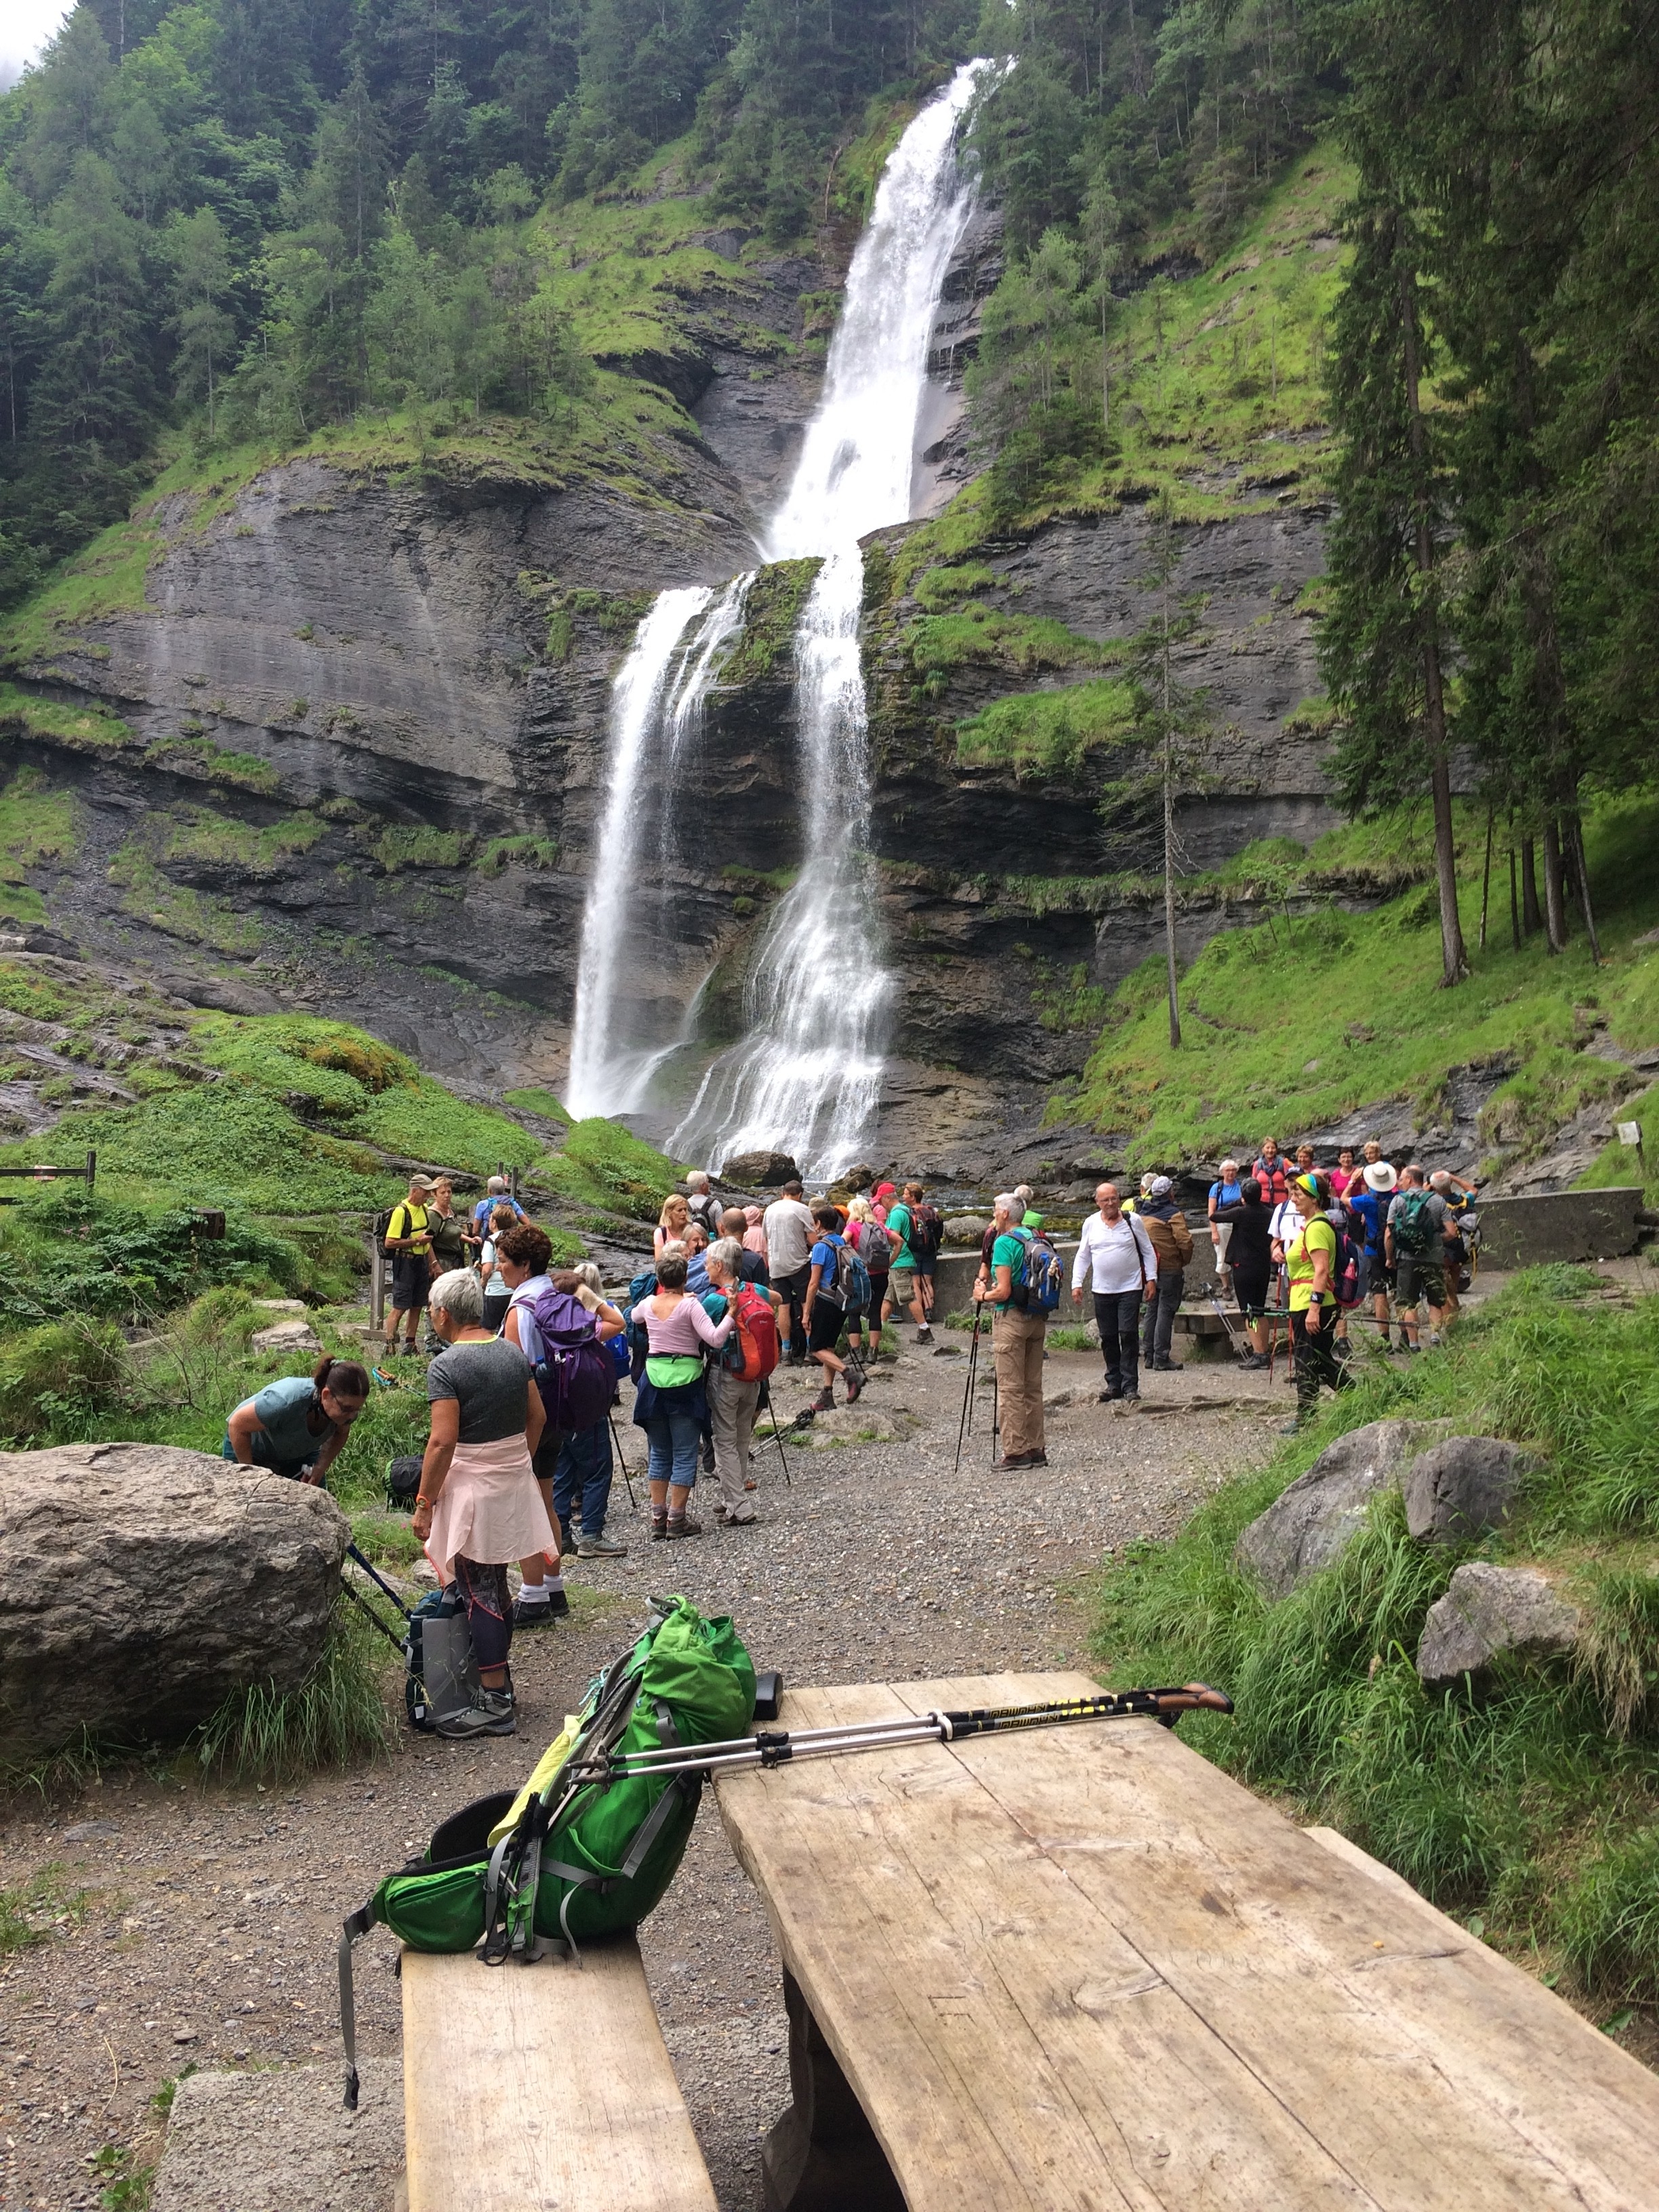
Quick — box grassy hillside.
[1095,1268,1659,2051]
[1053,793,1659,1195]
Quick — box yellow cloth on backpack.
[489,1713,585,1845]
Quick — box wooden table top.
[714,1670,1659,2212]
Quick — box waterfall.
[565,577,750,1118]
[670,58,991,1175]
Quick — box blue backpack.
[1009,1226,1065,1315]
[820,1235,871,1311]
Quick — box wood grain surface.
[402,1935,718,2212]
[716,1671,1659,2212]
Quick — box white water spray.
[671,60,991,1174]
[565,578,751,1117]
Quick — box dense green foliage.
[0,0,977,600]
[1096,1271,1659,2009]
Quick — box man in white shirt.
[1071,1182,1158,1402]
[763,1179,817,1363]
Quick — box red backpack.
[722,1282,780,1382]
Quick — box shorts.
[1396,1255,1446,1309]
[888,1263,917,1298]
[916,1253,936,1277]
[1231,1266,1270,1319]
[808,1298,847,1355]
[390,1254,431,1311]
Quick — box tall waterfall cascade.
[565,60,992,1171]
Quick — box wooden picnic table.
[715,1669,1659,2212]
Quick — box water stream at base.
[671,60,991,1174]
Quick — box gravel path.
[0,1326,1284,2210]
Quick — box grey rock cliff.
[0,1441,350,1759]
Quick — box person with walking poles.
[1210,1180,1273,1366]
[383,1171,437,1358]
[411,1267,558,1738]
[803,1202,865,1412]
[1071,1182,1158,1402]
[632,1247,734,1539]
[972,1193,1048,1469]
[1139,1176,1193,1372]
[764,1179,816,1363]
[704,1237,766,1525]
[1282,1172,1353,1432]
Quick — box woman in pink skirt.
[411,1268,557,1739]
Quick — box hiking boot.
[1120,1387,1140,1402]
[992,1452,1033,1472]
[1242,1353,1269,1370]
[916,1325,933,1345]
[1098,1385,1122,1402]
[809,1387,836,1414]
[718,1507,759,1526]
[665,1511,703,1539]
[1151,1357,1182,1372]
[1024,1451,1049,1468]
[650,1511,668,1541]
[844,1370,864,1405]
[512,1594,556,1629]
[548,1586,571,1618]
[436,1691,515,1740]
[577,1534,627,1558]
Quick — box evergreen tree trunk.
[1399,262,1469,986]
[1162,590,1181,1050]
[1521,834,1541,933]
[1565,811,1601,964]
[1508,830,1520,951]
[1479,800,1494,950]
[1542,815,1568,953]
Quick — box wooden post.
[369,1237,384,1332]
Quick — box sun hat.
[1022,1210,1044,1230]
[1363,1162,1398,1193]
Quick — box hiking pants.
[776,1265,811,1357]
[551,1419,613,1543]
[1291,1307,1349,1420]
[708,1368,760,1521]
[1142,1269,1184,1364]
[452,1555,512,1672]
[1094,1289,1142,1395]
[992,1308,1046,1459]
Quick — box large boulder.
[0,1442,350,1761]
[1234,1419,1448,1600]
[1416,1563,1580,1689]
[1402,1436,1536,1544]
[718,1150,799,1188]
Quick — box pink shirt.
[638,1292,733,1356]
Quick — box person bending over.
[412,1267,557,1739]
[224,1353,369,1485]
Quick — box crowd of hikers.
[217,1145,1474,1738]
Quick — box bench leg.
[762,1969,905,2212]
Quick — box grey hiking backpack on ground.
[406,1586,478,1732]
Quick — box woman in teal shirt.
[224,1353,370,1485]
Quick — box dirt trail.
[0,1327,1282,2210]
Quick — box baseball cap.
[1363,1162,1397,1193]
[409,1174,437,1192]
[1150,1175,1173,1198]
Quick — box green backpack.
[339,1595,755,2104]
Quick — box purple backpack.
[524,1284,613,1433]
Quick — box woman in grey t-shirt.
[411,1269,556,1739]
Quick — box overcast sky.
[0,1,73,94]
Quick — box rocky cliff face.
[1,209,1339,1151]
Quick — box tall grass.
[190,1602,395,1782]
[1095,1268,1659,1990]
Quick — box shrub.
[1557,1826,1659,2004]
[0,1319,127,1443]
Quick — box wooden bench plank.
[717,1673,1659,2212]
[402,1936,718,2212]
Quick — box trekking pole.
[337,1574,408,1654]
[954,1307,981,1473]
[760,1376,792,1486]
[570,1683,1236,1788]
[346,1541,412,1614]
[606,1410,638,1509]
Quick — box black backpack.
[908,1202,942,1261]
